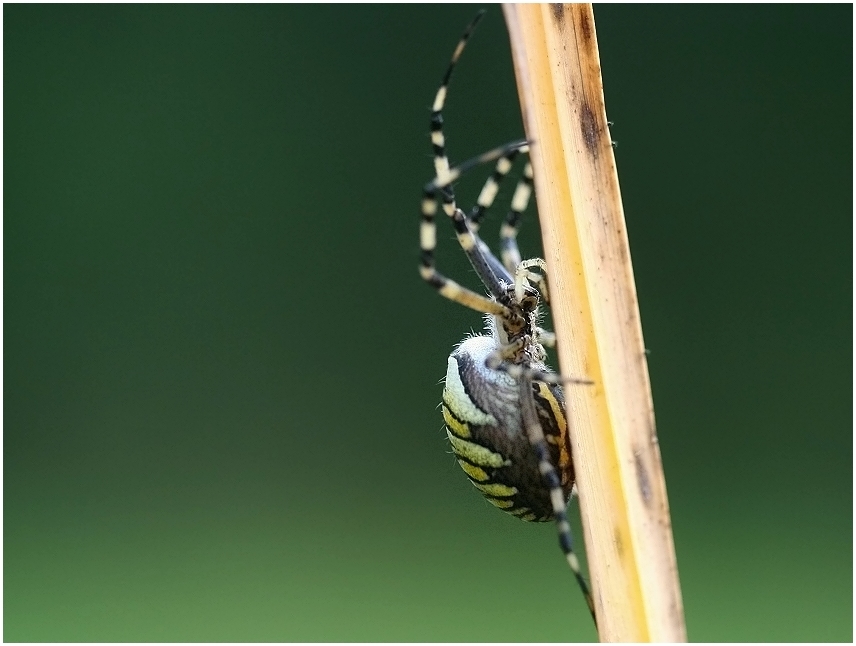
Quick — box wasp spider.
[419,12,595,621]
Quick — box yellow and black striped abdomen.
[442,336,574,522]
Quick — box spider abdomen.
[442,335,574,521]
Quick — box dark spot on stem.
[577,7,593,43]
[635,450,652,505]
[614,526,624,557]
[580,101,599,157]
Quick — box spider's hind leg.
[518,372,597,624]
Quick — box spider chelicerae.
[418,11,595,621]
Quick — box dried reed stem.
[502,4,686,641]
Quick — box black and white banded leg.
[519,372,597,621]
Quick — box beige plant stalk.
[502,4,687,641]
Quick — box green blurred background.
[4,4,851,642]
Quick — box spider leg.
[501,161,535,273]
[420,10,519,312]
[485,345,593,387]
[429,10,485,193]
[469,148,523,231]
[423,140,529,200]
[423,141,528,295]
[420,189,508,316]
[482,339,596,621]
[519,372,597,624]
[514,258,549,303]
[464,148,534,277]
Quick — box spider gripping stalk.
[419,11,596,627]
